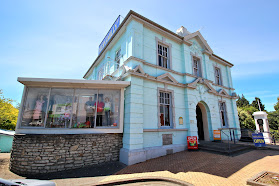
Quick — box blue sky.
[0,0,279,111]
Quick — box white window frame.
[115,48,121,69]
[219,101,228,128]
[192,56,202,77]
[156,37,172,69]
[215,67,223,86]
[157,88,175,129]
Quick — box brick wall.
[10,133,123,175]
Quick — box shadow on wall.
[25,161,127,180]
[115,149,279,178]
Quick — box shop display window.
[21,88,50,127]
[96,90,120,127]
[45,88,74,128]
[71,89,98,128]
[20,87,121,129]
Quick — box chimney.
[176,26,191,37]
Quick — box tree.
[274,97,279,111]
[236,94,250,108]
[267,110,279,130]
[251,97,265,111]
[237,107,256,130]
[0,90,18,130]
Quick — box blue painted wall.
[87,16,240,150]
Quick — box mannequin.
[30,95,45,126]
[104,97,112,126]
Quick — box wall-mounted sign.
[98,15,121,54]
[179,117,183,125]
[252,133,266,147]
[187,136,198,150]
[213,130,221,141]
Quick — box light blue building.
[11,10,240,174]
[83,11,240,165]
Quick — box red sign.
[187,136,198,150]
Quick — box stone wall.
[10,133,123,175]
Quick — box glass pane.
[221,111,226,126]
[164,105,170,126]
[97,90,120,127]
[71,89,98,128]
[21,88,49,127]
[159,56,162,66]
[46,88,74,128]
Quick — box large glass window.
[45,89,74,128]
[158,44,169,68]
[219,102,228,127]
[193,57,202,77]
[71,89,98,128]
[215,67,222,85]
[97,90,120,127]
[159,91,172,127]
[20,88,121,129]
[21,88,49,127]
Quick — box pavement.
[1,148,279,185]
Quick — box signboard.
[98,15,121,54]
[213,130,221,140]
[252,133,266,147]
[187,136,198,150]
[179,117,183,125]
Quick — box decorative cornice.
[124,65,238,99]
[124,56,234,90]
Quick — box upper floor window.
[159,91,172,127]
[219,102,228,127]
[115,49,121,69]
[215,67,222,85]
[193,57,202,77]
[158,43,169,68]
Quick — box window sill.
[143,128,188,132]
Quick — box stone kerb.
[10,133,123,175]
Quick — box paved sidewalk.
[1,149,279,185]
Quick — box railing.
[97,59,120,80]
[218,128,241,154]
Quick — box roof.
[0,129,15,136]
[83,10,233,78]
[18,77,131,89]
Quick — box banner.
[98,16,121,54]
[252,133,266,147]
[213,130,221,140]
[187,136,198,150]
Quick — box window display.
[45,89,74,128]
[20,87,121,129]
[97,90,120,127]
[21,88,49,127]
[71,89,97,128]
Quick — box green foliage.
[236,94,250,108]
[0,90,18,131]
[274,97,279,111]
[237,107,256,130]
[251,97,265,111]
[268,110,279,130]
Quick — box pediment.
[156,73,178,84]
[187,78,217,94]
[133,65,145,75]
[218,89,230,97]
[184,31,213,54]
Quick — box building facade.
[83,11,240,165]
[11,10,240,174]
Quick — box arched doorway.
[196,102,210,141]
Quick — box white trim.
[18,77,131,89]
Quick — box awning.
[18,77,130,89]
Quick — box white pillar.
[252,111,272,144]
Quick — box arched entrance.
[196,102,210,141]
